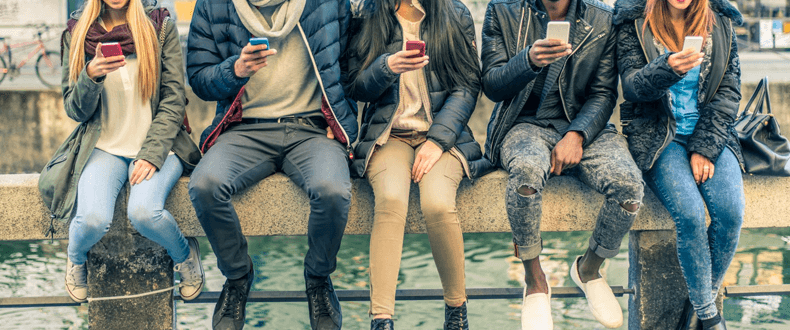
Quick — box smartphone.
[405,40,426,58]
[546,21,570,44]
[249,37,269,49]
[682,36,704,53]
[100,42,123,57]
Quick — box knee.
[421,197,456,222]
[675,206,707,238]
[507,161,545,198]
[78,210,113,234]
[188,172,227,203]
[376,190,409,216]
[310,179,352,210]
[127,204,164,231]
[607,180,645,209]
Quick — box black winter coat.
[474,0,620,174]
[345,0,484,179]
[614,0,744,171]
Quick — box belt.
[241,115,328,130]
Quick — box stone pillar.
[628,230,726,330]
[87,186,175,329]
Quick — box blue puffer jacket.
[187,0,358,153]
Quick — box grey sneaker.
[174,237,204,301]
[371,318,394,330]
[65,258,87,302]
[444,302,469,330]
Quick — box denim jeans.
[188,122,352,280]
[68,149,188,265]
[500,123,644,260]
[645,139,744,320]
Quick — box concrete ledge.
[2,171,788,241]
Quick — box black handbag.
[734,77,790,176]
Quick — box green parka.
[38,12,201,236]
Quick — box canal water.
[1,230,789,329]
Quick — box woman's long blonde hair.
[68,0,158,100]
[643,0,715,53]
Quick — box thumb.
[95,43,104,58]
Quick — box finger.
[95,43,104,58]
[326,127,334,139]
[400,49,421,57]
[415,159,429,183]
[403,55,430,64]
[692,161,702,184]
[130,166,141,185]
[412,157,422,181]
[145,167,156,181]
[708,164,715,181]
[553,160,563,176]
[538,44,572,54]
[701,165,710,184]
[536,39,563,47]
[422,157,438,175]
[550,152,558,175]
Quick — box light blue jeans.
[67,149,188,265]
[645,138,745,320]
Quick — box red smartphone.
[100,42,123,57]
[405,40,425,58]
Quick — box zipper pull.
[347,146,354,161]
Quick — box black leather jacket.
[344,0,484,178]
[614,0,744,171]
[475,0,619,173]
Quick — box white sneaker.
[65,258,87,302]
[174,237,204,300]
[521,283,553,330]
[570,255,623,328]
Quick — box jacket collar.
[613,0,743,25]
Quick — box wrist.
[564,131,584,144]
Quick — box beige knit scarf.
[232,0,305,38]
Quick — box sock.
[700,314,721,328]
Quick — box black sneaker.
[305,275,342,330]
[213,263,254,330]
[444,302,469,330]
[371,318,394,330]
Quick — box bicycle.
[0,25,62,88]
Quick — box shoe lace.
[372,319,393,330]
[68,262,87,287]
[220,283,247,318]
[306,283,333,319]
[444,304,468,330]
[175,259,201,286]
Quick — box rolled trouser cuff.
[588,236,620,259]
[515,240,543,261]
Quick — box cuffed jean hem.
[588,236,620,259]
[515,240,543,261]
[697,302,719,320]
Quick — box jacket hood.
[613,0,743,25]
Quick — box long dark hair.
[349,0,480,92]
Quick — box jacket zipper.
[557,21,594,122]
[635,20,672,170]
[296,24,353,156]
[490,5,531,156]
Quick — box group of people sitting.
[46,0,746,329]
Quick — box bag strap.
[763,76,772,115]
[740,77,765,118]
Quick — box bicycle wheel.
[35,50,61,88]
[0,56,7,85]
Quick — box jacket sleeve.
[186,0,248,101]
[426,6,480,151]
[343,18,399,104]
[566,26,618,143]
[136,21,186,169]
[618,22,683,103]
[61,32,104,123]
[480,2,541,102]
[687,23,741,164]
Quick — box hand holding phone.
[86,42,126,79]
[387,40,429,74]
[668,36,705,75]
[235,37,277,78]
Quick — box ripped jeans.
[500,123,645,260]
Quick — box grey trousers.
[500,123,645,260]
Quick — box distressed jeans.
[68,149,188,265]
[500,123,644,260]
[645,138,744,320]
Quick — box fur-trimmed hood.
[613,0,743,25]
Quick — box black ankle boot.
[444,302,469,330]
[676,298,701,330]
[371,318,394,330]
[701,314,726,330]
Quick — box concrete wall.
[2,82,789,174]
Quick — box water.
[1,230,789,329]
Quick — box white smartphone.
[546,21,570,44]
[682,36,704,53]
